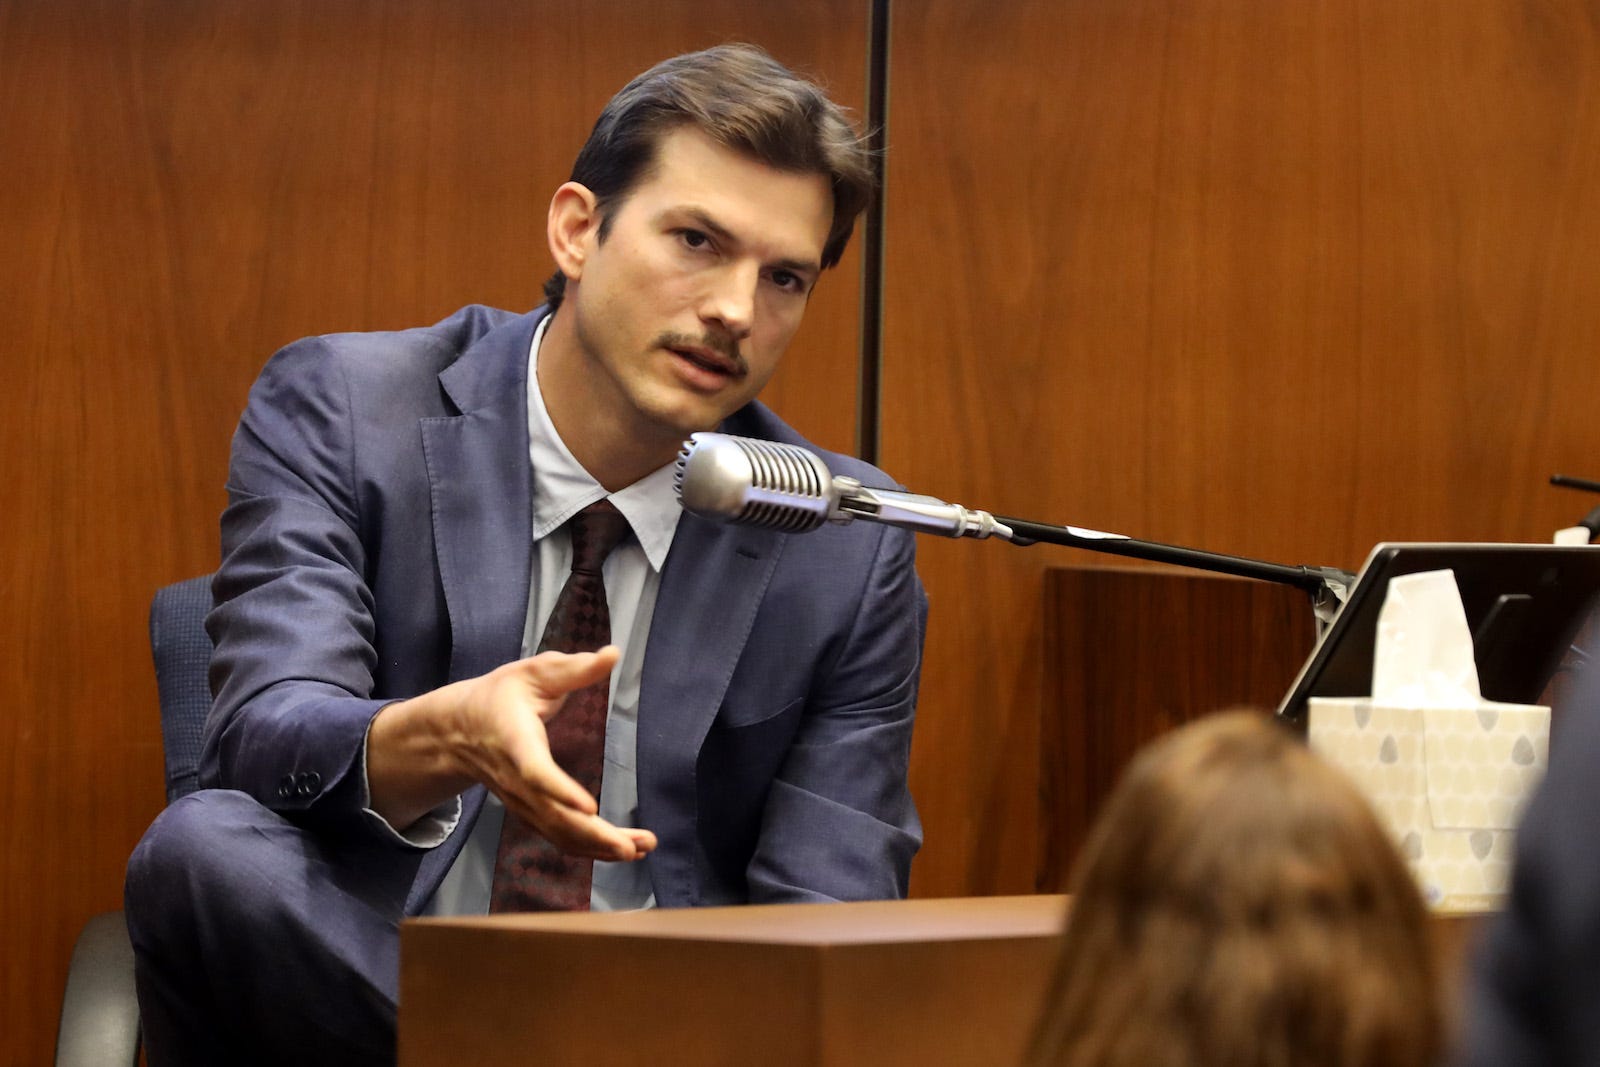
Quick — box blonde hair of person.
[1027,711,1442,1067]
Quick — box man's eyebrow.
[678,207,821,278]
[679,207,735,245]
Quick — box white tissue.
[1370,570,1480,707]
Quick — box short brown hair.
[1027,712,1443,1067]
[542,43,874,309]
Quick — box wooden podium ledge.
[400,896,1483,1067]
[400,895,1065,1067]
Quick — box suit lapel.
[638,512,783,905]
[407,312,540,914]
[419,314,540,682]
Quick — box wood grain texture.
[398,900,1482,1065]
[1040,568,1316,890]
[884,0,1600,897]
[0,3,865,1062]
[400,897,1064,1067]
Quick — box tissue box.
[1309,698,1548,910]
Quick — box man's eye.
[771,270,801,292]
[679,229,710,250]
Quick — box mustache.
[657,331,746,376]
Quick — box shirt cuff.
[356,730,462,849]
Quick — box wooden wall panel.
[0,3,866,1062]
[884,0,1600,898]
[1040,568,1316,891]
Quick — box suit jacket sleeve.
[201,336,440,843]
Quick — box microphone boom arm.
[672,431,1352,631]
[995,515,1354,630]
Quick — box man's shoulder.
[721,404,903,491]
[237,305,542,437]
[249,305,543,415]
[305,304,534,373]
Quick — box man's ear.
[547,182,600,283]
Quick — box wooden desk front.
[399,895,1483,1066]
[399,895,1064,1067]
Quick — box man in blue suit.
[126,44,925,1066]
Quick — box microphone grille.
[675,433,833,532]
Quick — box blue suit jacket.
[200,305,925,914]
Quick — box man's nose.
[698,262,757,340]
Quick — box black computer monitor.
[1276,542,1600,728]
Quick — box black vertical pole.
[856,0,891,464]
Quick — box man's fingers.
[623,827,658,853]
[517,646,621,703]
[509,795,654,861]
[508,737,598,816]
[476,646,653,861]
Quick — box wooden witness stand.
[398,568,1482,1065]
[398,897,1481,1067]
[399,895,1064,1067]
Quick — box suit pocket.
[712,694,805,732]
[697,695,806,886]
[701,696,804,800]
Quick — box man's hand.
[366,647,657,862]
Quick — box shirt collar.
[526,313,681,571]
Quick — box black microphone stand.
[1551,473,1600,494]
[993,515,1356,634]
[1550,474,1600,542]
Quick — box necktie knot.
[569,499,630,576]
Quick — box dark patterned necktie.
[490,499,632,912]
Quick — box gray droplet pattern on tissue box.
[1308,570,1549,911]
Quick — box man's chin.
[633,403,729,449]
[639,387,752,438]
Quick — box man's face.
[561,126,833,446]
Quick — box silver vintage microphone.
[674,432,1013,539]
[674,433,1354,632]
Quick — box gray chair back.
[56,574,214,1067]
[148,574,214,802]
